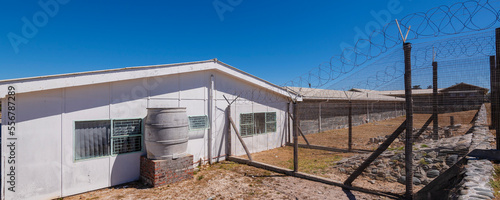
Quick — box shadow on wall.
[110,152,144,186]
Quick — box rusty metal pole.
[293,102,299,172]
[432,61,439,140]
[403,42,414,200]
[348,101,353,152]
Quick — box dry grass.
[248,108,479,194]
[64,161,384,200]
[249,146,355,175]
[491,163,500,200]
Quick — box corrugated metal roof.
[351,82,488,96]
[287,87,405,102]
[378,89,440,96]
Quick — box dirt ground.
[248,146,419,195]
[64,161,389,200]
[65,108,481,199]
[248,108,480,195]
[299,110,478,150]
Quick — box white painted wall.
[0,89,64,200]
[1,97,4,200]
[1,68,290,199]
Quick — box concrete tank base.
[139,155,194,187]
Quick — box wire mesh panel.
[112,135,142,154]
[113,119,142,136]
[265,112,277,133]
[112,119,143,154]
[240,113,254,136]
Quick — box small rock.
[474,188,493,193]
[397,176,421,185]
[464,182,479,188]
[398,176,406,184]
[476,191,495,198]
[446,154,458,166]
[413,177,421,185]
[427,151,438,159]
[469,194,491,199]
[427,170,440,178]
[369,180,376,184]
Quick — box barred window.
[112,119,142,154]
[239,112,276,136]
[75,118,143,161]
[240,113,254,136]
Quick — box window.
[75,120,111,160]
[74,119,143,161]
[188,115,210,130]
[112,119,142,154]
[239,112,276,136]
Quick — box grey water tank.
[145,107,189,160]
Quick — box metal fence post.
[287,102,291,144]
[404,42,414,200]
[432,61,439,140]
[496,28,500,150]
[293,102,299,172]
[490,56,497,130]
[348,101,353,152]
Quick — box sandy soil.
[64,161,390,200]
[248,109,479,195]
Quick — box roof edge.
[0,59,215,84]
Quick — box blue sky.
[0,0,468,86]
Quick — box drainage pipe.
[208,74,214,164]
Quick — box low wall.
[414,105,482,114]
[415,104,495,199]
[298,101,405,134]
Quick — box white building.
[0,59,300,200]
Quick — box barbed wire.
[283,0,500,91]
[327,30,495,91]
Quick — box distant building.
[351,82,488,113]
[288,87,405,134]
